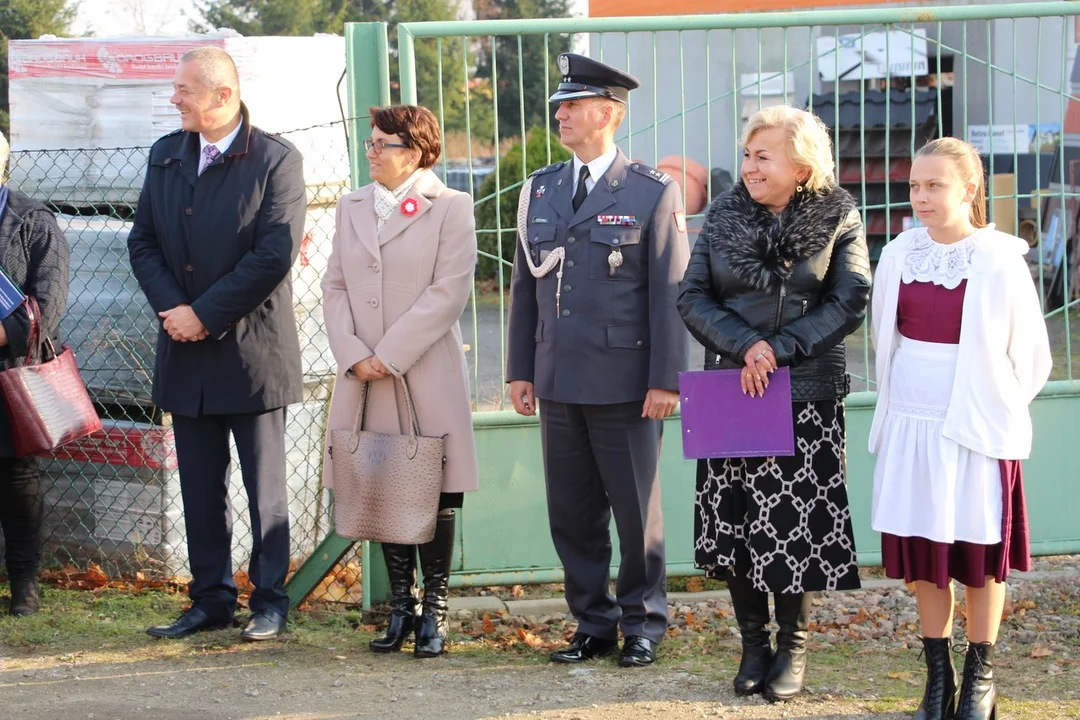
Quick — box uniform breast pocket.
[527,225,558,267]
[590,227,642,281]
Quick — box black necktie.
[572,165,590,212]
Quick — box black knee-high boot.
[415,512,455,658]
[369,543,419,653]
[915,637,959,720]
[727,573,773,696]
[764,591,812,702]
[1,458,43,616]
[955,641,996,720]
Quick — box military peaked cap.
[549,53,640,104]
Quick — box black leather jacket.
[677,182,871,401]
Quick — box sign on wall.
[815,29,929,82]
[968,124,1062,154]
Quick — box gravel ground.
[1,558,1076,720]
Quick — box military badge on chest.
[597,215,634,277]
[607,247,624,277]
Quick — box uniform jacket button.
[567,236,576,244]
[184,263,194,272]
[612,238,620,245]
[561,309,570,317]
[563,285,571,292]
[371,262,381,273]
[566,260,575,268]
[370,298,380,308]
[636,340,644,347]
[185,207,193,215]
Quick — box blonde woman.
[677,106,871,702]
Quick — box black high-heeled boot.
[727,573,773,696]
[415,512,455,658]
[764,591,812,702]
[914,637,959,720]
[369,543,420,653]
[955,641,996,720]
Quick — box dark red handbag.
[0,297,102,457]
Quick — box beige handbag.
[330,376,445,544]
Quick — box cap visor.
[549,89,605,103]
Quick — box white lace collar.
[900,228,978,289]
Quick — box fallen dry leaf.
[517,628,545,648]
[511,585,525,599]
[482,614,496,633]
[1031,645,1053,659]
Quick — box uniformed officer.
[506,53,691,667]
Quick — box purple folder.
[678,367,795,459]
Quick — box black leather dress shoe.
[550,633,618,664]
[241,609,287,642]
[618,636,658,667]
[147,607,232,639]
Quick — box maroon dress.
[880,280,1032,589]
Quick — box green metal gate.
[289,2,1080,608]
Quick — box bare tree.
[119,0,178,35]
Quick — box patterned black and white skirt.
[694,399,861,594]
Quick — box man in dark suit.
[506,54,690,667]
[128,47,305,641]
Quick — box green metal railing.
[288,5,1080,608]
[391,2,1080,409]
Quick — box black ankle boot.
[9,575,41,616]
[727,574,772,696]
[763,591,812,702]
[369,543,419,653]
[1,457,43,617]
[415,512,455,658]
[915,637,959,720]
[955,641,996,720]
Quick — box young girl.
[869,137,1052,720]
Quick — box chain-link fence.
[0,121,362,598]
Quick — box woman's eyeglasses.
[364,138,410,154]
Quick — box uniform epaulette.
[529,161,566,178]
[629,162,671,185]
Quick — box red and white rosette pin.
[400,198,419,216]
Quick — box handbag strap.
[22,297,42,366]
[350,374,423,439]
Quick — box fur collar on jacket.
[703,181,858,291]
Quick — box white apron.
[871,334,1002,544]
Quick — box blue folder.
[0,267,26,321]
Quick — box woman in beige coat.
[321,105,478,658]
